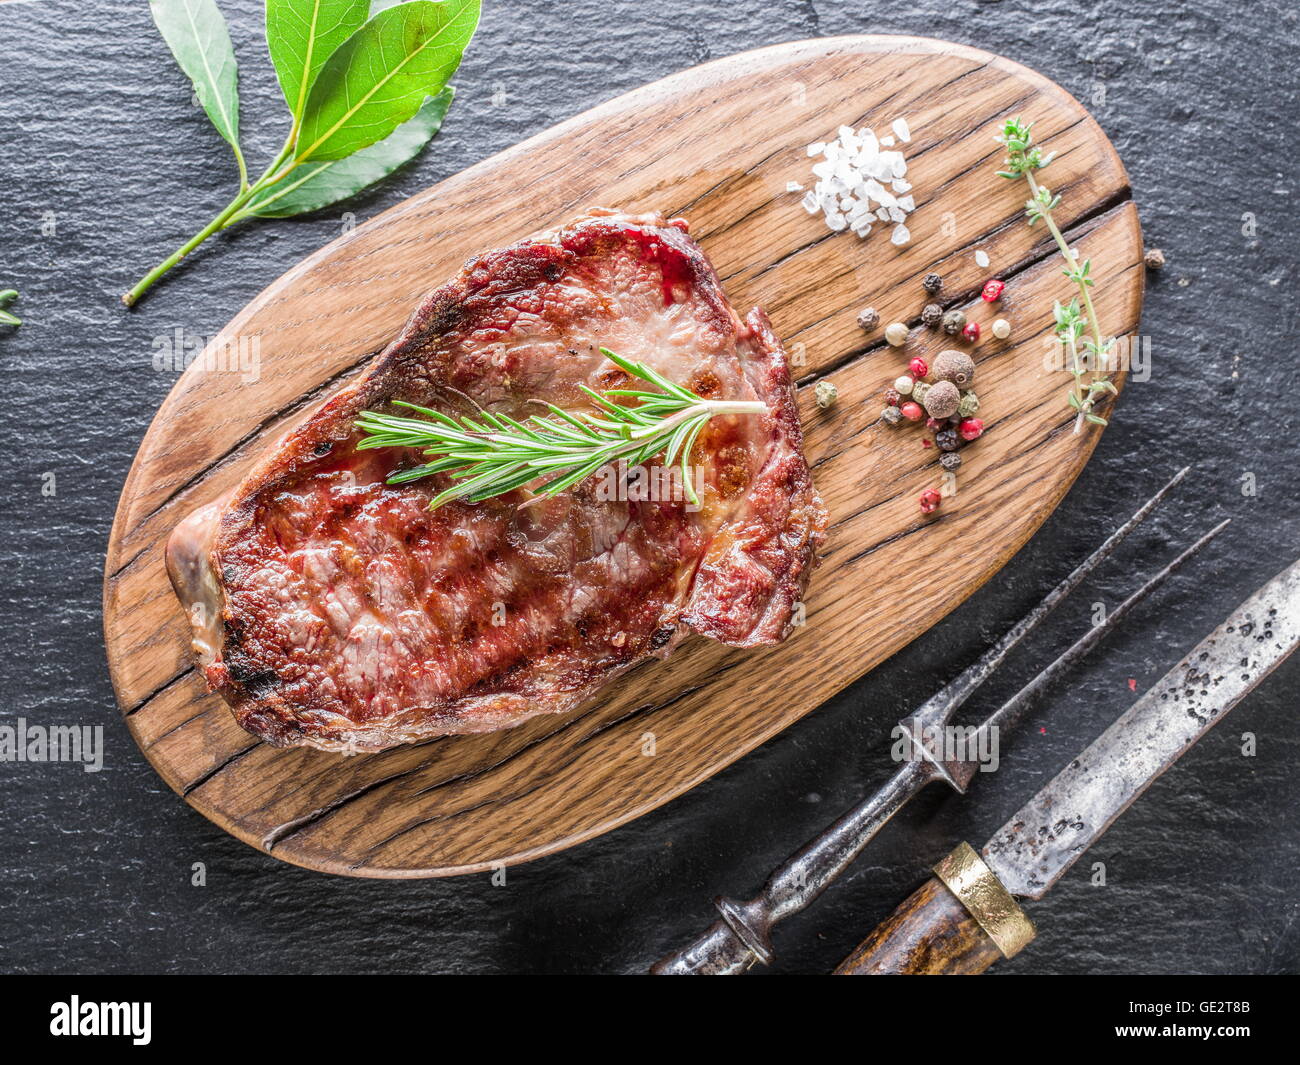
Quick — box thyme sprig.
[996,117,1118,431]
[355,348,768,510]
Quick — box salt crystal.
[795,118,919,241]
[975,249,990,267]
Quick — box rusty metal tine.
[943,517,1231,791]
[908,465,1191,732]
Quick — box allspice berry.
[942,309,966,335]
[857,307,880,330]
[921,303,943,328]
[923,380,960,419]
[1143,248,1166,271]
[932,349,975,388]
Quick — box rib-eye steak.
[167,209,827,752]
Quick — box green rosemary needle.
[354,347,768,510]
[0,288,19,327]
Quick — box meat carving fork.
[652,466,1228,975]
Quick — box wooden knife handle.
[833,877,1004,975]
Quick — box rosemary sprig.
[355,347,768,510]
[996,117,1118,432]
[0,289,19,327]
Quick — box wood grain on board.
[104,36,1143,877]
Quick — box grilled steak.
[167,209,826,752]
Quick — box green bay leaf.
[148,0,242,153]
[295,0,479,163]
[266,0,370,124]
[240,88,453,218]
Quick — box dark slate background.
[1,0,1296,976]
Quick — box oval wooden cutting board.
[104,35,1143,877]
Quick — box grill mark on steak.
[166,209,827,753]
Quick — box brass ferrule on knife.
[932,842,1035,959]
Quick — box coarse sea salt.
[975,249,990,268]
[794,118,918,245]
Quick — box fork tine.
[909,466,1192,729]
[968,517,1231,752]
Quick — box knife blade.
[836,554,1300,974]
[983,553,1300,899]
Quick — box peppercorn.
[885,322,909,346]
[1143,248,1166,271]
[815,379,838,409]
[959,417,984,441]
[958,390,980,417]
[981,279,1005,302]
[923,380,960,419]
[962,321,981,343]
[921,303,943,328]
[932,350,975,388]
[910,381,931,404]
[919,488,942,514]
[908,356,929,379]
[935,427,960,451]
[857,307,880,330]
[939,452,962,472]
[942,309,966,335]
[900,401,923,421]
[991,318,1011,339]
[881,405,904,425]
[893,374,914,395]
[884,387,901,406]
[922,272,943,294]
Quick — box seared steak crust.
[168,210,826,752]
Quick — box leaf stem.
[1026,171,1108,365]
[122,138,303,307]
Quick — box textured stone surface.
[0,0,1296,975]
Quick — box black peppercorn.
[881,405,904,425]
[935,427,960,451]
[922,272,943,294]
[857,307,880,330]
[940,452,962,471]
[921,302,943,328]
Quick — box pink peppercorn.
[959,417,984,441]
[900,401,924,422]
[962,321,980,343]
[908,357,929,379]
[981,279,1005,302]
[919,488,942,514]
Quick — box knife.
[835,555,1300,974]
